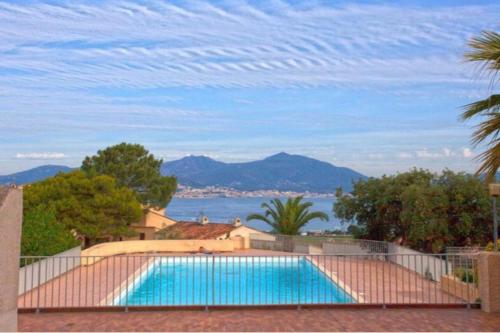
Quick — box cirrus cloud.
[15,152,67,160]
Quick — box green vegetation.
[247,196,329,235]
[454,267,478,285]
[21,205,79,256]
[485,239,500,251]
[24,171,142,247]
[334,169,492,253]
[462,31,500,182]
[82,142,177,209]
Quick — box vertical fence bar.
[159,256,162,306]
[250,256,253,305]
[427,254,431,304]
[192,256,195,305]
[36,258,41,312]
[375,255,379,304]
[297,255,301,307]
[30,258,35,308]
[433,254,437,304]
[104,257,110,301]
[112,256,116,307]
[419,255,423,304]
[382,255,385,307]
[23,258,27,308]
[330,255,333,304]
[239,257,242,305]
[84,257,88,307]
[125,256,129,310]
[213,257,216,305]
[205,256,209,310]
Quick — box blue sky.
[0,0,499,176]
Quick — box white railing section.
[18,253,479,311]
[249,234,388,254]
[19,246,81,295]
[387,244,451,282]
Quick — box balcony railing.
[18,252,479,311]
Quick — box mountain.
[0,165,73,185]
[161,152,366,193]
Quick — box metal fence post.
[125,256,129,312]
[297,255,301,310]
[36,258,41,313]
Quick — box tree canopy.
[21,205,80,256]
[334,169,492,253]
[24,171,142,247]
[247,196,329,235]
[81,143,177,209]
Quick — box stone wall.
[478,252,500,313]
[0,187,22,332]
[81,239,236,264]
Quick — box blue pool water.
[115,257,354,306]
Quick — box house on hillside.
[155,216,267,247]
[127,207,177,240]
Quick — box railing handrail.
[18,251,479,311]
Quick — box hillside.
[161,152,365,193]
[0,165,73,185]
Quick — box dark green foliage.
[454,268,478,285]
[21,205,79,256]
[247,196,329,235]
[82,143,177,208]
[24,171,142,247]
[334,169,492,253]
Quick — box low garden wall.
[81,239,237,265]
[440,275,479,303]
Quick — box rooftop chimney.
[199,215,209,225]
[233,217,242,227]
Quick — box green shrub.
[454,267,478,285]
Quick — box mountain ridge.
[161,152,366,193]
[0,165,74,185]
[0,153,366,192]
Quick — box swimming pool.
[114,256,354,306]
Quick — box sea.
[166,197,347,232]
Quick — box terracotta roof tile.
[157,221,237,240]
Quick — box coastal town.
[175,184,336,199]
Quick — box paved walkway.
[18,308,500,331]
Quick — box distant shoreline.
[175,186,336,199]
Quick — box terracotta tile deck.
[18,308,500,331]
[19,249,464,308]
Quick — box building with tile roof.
[155,216,267,245]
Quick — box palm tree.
[462,31,500,183]
[247,196,329,235]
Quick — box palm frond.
[475,142,500,183]
[471,112,500,146]
[465,31,500,84]
[461,94,500,120]
[462,31,500,181]
[246,213,273,226]
[247,196,330,235]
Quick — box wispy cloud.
[15,152,66,160]
[0,1,498,90]
[0,1,494,176]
